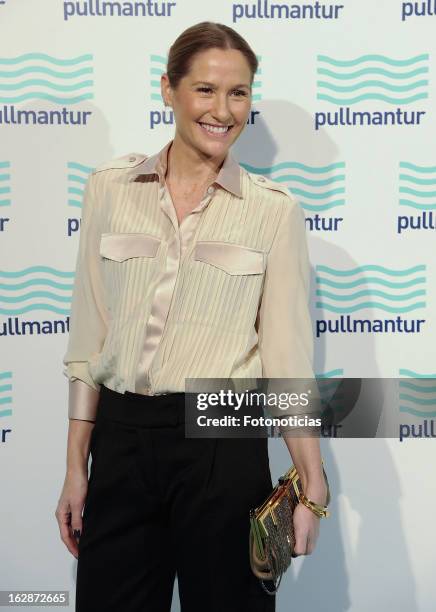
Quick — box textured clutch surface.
[249,461,330,595]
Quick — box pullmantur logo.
[0,53,94,126]
[0,371,13,444]
[231,1,345,23]
[147,53,263,129]
[315,264,427,338]
[240,159,346,233]
[397,161,436,234]
[314,53,429,131]
[398,369,436,441]
[0,161,11,233]
[0,265,73,336]
[402,1,436,21]
[66,162,94,237]
[63,0,177,21]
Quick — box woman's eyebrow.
[192,80,250,89]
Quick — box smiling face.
[161,47,253,158]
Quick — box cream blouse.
[62,139,317,425]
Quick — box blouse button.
[207,186,215,194]
[257,176,266,182]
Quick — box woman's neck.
[166,136,226,189]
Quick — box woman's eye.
[196,87,248,97]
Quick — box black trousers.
[76,384,276,612]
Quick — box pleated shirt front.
[63,139,315,422]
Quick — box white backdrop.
[1,1,435,610]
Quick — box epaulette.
[92,153,148,174]
[246,171,294,200]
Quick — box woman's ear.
[161,73,172,107]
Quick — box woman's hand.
[55,468,89,559]
[292,480,328,557]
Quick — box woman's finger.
[55,504,79,559]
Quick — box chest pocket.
[99,232,161,261]
[99,233,162,318]
[193,241,265,275]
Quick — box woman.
[55,21,328,612]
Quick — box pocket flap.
[194,241,265,275]
[100,233,161,262]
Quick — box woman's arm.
[63,171,109,422]
[56,171,109,558]
[255,195,327,505]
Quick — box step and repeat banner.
[1,1,435,610]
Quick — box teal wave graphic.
[67,162,93,208]
[317,264,425,275]
[399,161,436,210]
[0,371,12,419]
[400,187,436,197]
[399,174,436,186]
[318,79,428,93]
[242,162,345,174]
[241,161,346,212]
[0,161,10,206]
[317,66,429,80]
[399,382,436,393]
[317,54,429,67]
[0,54,93,105]
[398,375,436,416]
[316,369,344,378]
[0,266,75,277]
[399,369,436,378]
[0,268,75,314]
[400,393,436,405]
[0,304,70,315]
[317,276,424,289]
[400,162,436,172]
[316,265,426,313]
[68,162,94,173]
[317,54,429,106]
[1,291,71,303]
[0,53,93,65]
[0,279,73,290]
[0,66,93,78]
[317,289,425,301]
[399,406,436,417]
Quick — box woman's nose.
[211,96,232,123]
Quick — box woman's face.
[162,47,253,158]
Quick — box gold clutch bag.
[249,459,331,595]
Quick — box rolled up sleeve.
[62,172,109,422]
[255,196,321,435]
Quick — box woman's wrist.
[302,478,329,507]
[66,457,89,477]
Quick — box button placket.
[134,231,181,393]
[134,186,216,392]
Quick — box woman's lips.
[197,122,233,138]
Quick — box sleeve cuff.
[67,378,101,422]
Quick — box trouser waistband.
[97,384,187,428]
